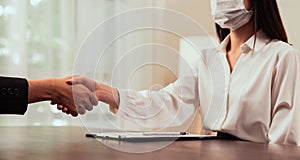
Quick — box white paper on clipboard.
[86,132,216,142]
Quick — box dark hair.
[215,0,288,43]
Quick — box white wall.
[158,0,215,35]
[278,0,300,49]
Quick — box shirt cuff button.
[14,89,20,96]
[1,88,7,96]
[7,88,13,95]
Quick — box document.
[86,132,216,142]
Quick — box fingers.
[56,101,93,116]
[57,104,64,110]
[66,106,78,117]
[109,105,115,113]
[55,104,76,116]
[85,104,93,112]
[109,105,118,114]
[77,106,86,115]
[70,111,78,117]
[63,107,68,112]
[57,104,68,113]
[89,92,99,106]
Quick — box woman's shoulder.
[265,39,299,61]
[268,39,299,54]
[267,40,300,66]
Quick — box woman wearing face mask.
[62,0,300,145]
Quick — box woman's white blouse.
[116,31,300,145]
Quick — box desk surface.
[0,126,300,160]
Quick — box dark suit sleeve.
[0,76,28,115]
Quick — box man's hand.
[28,76,98,117]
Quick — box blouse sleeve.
[115,64,200,129]
[269,48,300,145]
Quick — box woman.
[0,76,98,116]
[61,0,300,145]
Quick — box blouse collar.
[218,30,271,54]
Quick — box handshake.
[28,76,120,117]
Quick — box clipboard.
[85,132,217,142]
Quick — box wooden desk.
[0,126,299,160]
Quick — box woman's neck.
[228,19,255,53]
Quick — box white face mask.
[210,0,253,30]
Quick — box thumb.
[65,75,79,82]
[66,77,96,91]
[109,105,118,114]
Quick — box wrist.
[28,78,55,103]
[46,78,57,101]
[96,84,119,109]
